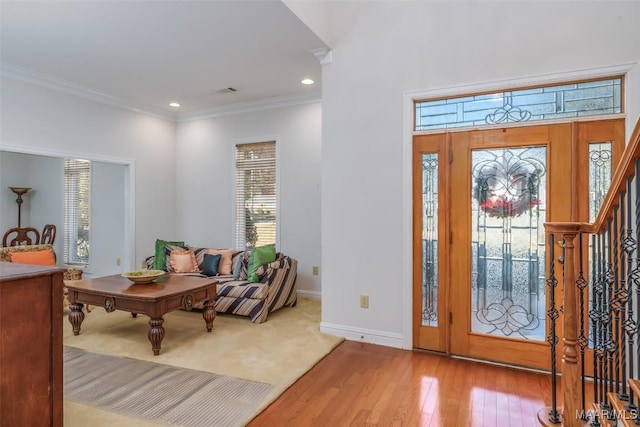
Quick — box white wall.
[89,161,126,277]
[317,1,640,347]
[175,102,322,295]
[0,76,177,271]
[0,152,64,258]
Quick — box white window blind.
[64,159,91,265]
[235,141,276,249]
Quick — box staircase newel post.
[545,222,585,426]
[560,227,582,427]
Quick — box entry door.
[413,124,572,369]
[449,124,572,369]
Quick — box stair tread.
[629,379,640,398]
[606,392,637,427]
[536,406,592,426]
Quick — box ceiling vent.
[215,87,237,94]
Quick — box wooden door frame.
[409,119,625,369]
[402,63,632,351]
[412,133,451,354]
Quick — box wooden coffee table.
[65,273,217,355]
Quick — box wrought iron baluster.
[597,224,613,410]
[609,204,623,393]
[619,183,634,402]
[590,234,602,427]
[546,233,560,423]
[622,176,638,411]
[577,233,589,417]
[597,230,607,407]
[605,218,615,409]
[633,158,640,413]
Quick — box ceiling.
[0,1,328,120]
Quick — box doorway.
[412,120,624,370]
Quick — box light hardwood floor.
[249,340,561,427]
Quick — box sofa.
[145,245,298,323]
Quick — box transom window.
[415,76,623,131]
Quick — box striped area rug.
[64,346,273,427]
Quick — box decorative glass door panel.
[413,133,447,352]
[471,147,547,340]
[448,124,572,369]
[588,142,612,222]
[422,152,439,327]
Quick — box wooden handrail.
[589,118,640,234]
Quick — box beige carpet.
[63,298,343,426]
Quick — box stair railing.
[541,118,640,427]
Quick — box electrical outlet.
[360,295,369,308]
[116,258,121,266]
[312,265,319,275]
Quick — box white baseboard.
[297,289,321,300]
[319,322,404,349]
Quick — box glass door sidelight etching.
[471,147,547,340]
[588,142,612,222]
[421,153,439,327]
[412,133,446,353]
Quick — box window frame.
[64,158,91,266]
[233,140,279,250]
[414,75,625,132]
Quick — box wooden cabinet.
[0,262,64,426]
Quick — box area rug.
[64,346,272,427]
[63,297,343,426]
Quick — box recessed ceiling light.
[169,102,181,108]
[301,78,314,85]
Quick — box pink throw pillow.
[168,250,199,273]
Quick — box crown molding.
[0,62,175,122]
[2,62,322,123]
[177,91,322,122]
[311,47,332,66]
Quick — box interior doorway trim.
[401,62,637,350]
[0,142,136,273]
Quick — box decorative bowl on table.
[121,270,166,284]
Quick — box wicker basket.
[63,268,83,281]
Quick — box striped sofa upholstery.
[145,248,297,323]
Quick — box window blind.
[235,141,276,249]
[64,159,91,265]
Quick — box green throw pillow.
[154,239,184,271]
[247,246,276,283]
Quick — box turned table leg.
[202,299,216,332]
[148,317,165,356]
[68,303,85,335]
